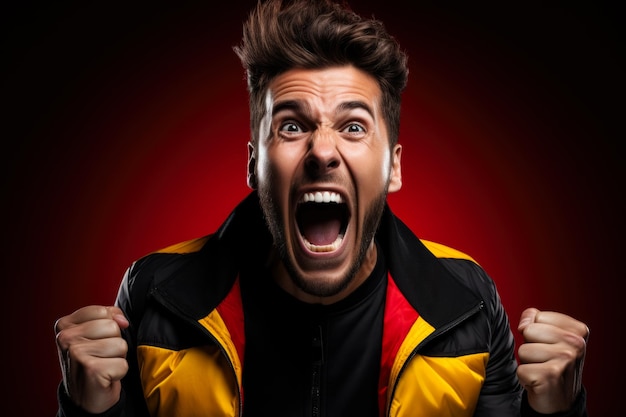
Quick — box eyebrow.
[272,99,375,120]
[272,100,309,117]
[336,100,375,120]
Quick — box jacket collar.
[152,192,270,320]
[154,192,481,328]
[376,204,482,328]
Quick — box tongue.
[301,218,341,246]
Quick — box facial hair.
[258,176,388,299]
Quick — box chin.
[286,250,368,300]
[291,272,353,299]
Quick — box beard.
[258,178,388,299]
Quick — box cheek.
[378,153,391,183]
[256,144,280,187]
[355,149,392,190]
[257,145,296,196]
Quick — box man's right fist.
[54,305,130,414]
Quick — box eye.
[342,123,366,134]
[280,122,303,133]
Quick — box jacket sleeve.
[471,263,525,416]
[113,260,153,417]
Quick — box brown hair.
[234,0,409,148]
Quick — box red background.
[4,2,623,415]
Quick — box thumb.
[518,307,539,332]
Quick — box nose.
[304,130,340,177]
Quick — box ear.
[387,144,402,193]
[247,141,258,189]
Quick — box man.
[54,0,589,416]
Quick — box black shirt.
[240,246,387,416]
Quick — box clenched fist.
[517,307,589,414]
[54,305,130,414]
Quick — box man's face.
[250,65,402,302]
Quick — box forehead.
[266,66,382,112]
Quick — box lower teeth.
[303,235,343,252]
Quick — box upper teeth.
[300,191,343,204]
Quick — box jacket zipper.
[311,324,324,417]
[385,300,484,417]
[151,289,243,417]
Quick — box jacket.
[57,192,587,417]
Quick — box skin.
[54,306,129,414]
[54,65,589,414]
[517,308,588,413]
[250,66,402,305]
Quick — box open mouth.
[296,191,350,253]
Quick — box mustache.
[291,172,349,189]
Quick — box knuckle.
[579,323,590,340]
[66,342,85,361]
[559,348,577,363]
[114,337,128,356]
[120,358,130,374]
[105,318,124,335]
[119,338,129,354]
[516,345,530,361]
[55,329,71,350]
[573,335,587,352]
[545,361,564,379]
[95,305,111,317]
[105,319,123,336]
[516,366,537,386]
[564,332,587,352]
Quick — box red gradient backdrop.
[4,2,622,415]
